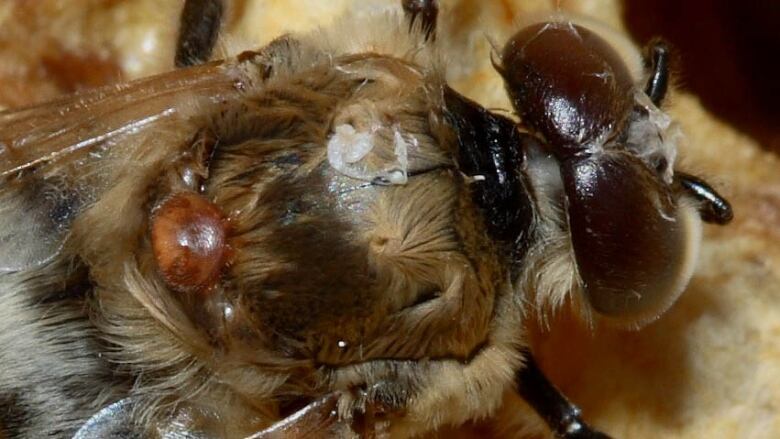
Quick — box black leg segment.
[175,0,224,68]
[676,172,734,225]
[644,39,670,106]
[402,0,439,40]
[516,350,612,439]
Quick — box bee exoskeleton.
[151,192,229,294]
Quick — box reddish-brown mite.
[151,192,229,294]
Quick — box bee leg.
[158,128,217,193]
[402,0,439,40]
[516,350,613,439]
[676,172,734,225]
[350,381,408,438]
[175,0,224,67]
[643,39,670,106]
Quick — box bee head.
[493,19,732,325]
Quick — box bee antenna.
[644,39,671,106]
[676,172,734,225]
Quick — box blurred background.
[625,0,780,152]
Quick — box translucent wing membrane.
[0,61,243,272]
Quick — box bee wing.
[71,398,137,439]
[74,394,344,439]
[0,62,243,272]
[246,393,347,439]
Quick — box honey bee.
[0,1,733,438]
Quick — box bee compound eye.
[561,153,701,325]
[151,192,229,294]
[500,22,635,154]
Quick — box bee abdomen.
[0,273,120,438]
